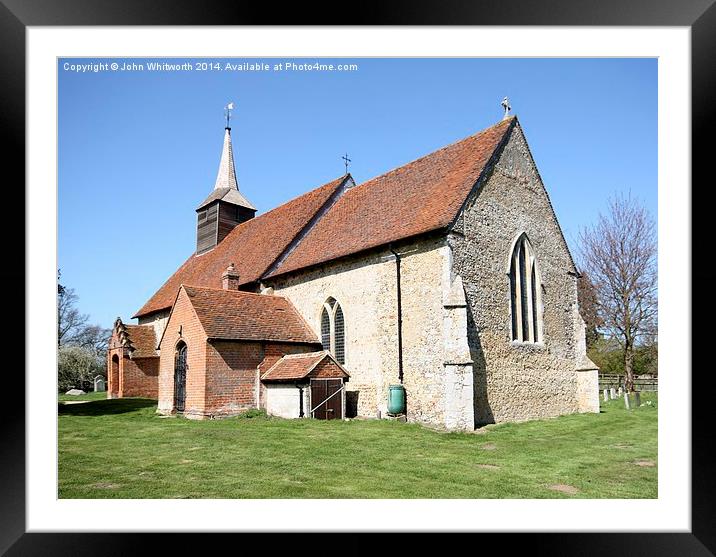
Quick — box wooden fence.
[598,374,658,392]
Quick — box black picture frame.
[2,1,709,554]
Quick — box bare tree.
[57,270,111,391]
[74,323,111,357]
[58,269,109,351]
[58,285,89,347]
[578,193,657,392]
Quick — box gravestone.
[65,389,85,396]
[603,389,608,402]
[610,388,616,400]
[634,391,641,407]
[94,375,105,392]
[624,390,630,410]
[617,387,623,397]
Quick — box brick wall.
[107,347,122,398]
[107,328,158,399]
[158,287,208,417]
[120,357,159,398]
[204,340,263,416]
[158,286,320,418]
[195,340,320,416]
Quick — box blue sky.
[58,57,657,328]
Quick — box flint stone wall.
[269,236,467,428]
[449,121,587,425]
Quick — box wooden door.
[311,379,343,420]
[174,344,187,413]
[110,354,120,397]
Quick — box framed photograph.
[3,1,710,554]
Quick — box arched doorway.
[174,342,187,413]
[110,354,120,398]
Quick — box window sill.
[510,340,546,350]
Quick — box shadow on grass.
[58,398,157,416]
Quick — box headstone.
[610,388,616,400]
[65,389,85,396]
[634,391,641,407]
[617,387,623,397]
[94,376,105,392]
[603,389,609,402]
[624,390,630,410]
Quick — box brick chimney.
[221,263,241,291]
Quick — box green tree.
[58,345,104,392]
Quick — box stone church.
[107,105,600,431]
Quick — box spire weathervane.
[224,102,235,129]
[342,153,352,175]
[501,97,511,120]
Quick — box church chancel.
[108,101,599,430]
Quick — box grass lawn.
[59,391,108,402]
[58,393,657,499]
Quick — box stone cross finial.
[501,97,511,119]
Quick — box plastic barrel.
[387,384,406,415]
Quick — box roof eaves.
[260,350,329,381]
[264,227,447,281]
[208,335,321,344]
[446,116,517,233]
[305,351,350,377]
[196,188,257,211]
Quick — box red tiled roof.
[266,118,515,278]
[124,324,158,358]
[133,176,346,318]
[182,285,320,344]
[135,118,514,318]
[260,351,349,381]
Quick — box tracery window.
[509,234,542,343]
[320,297,346,364]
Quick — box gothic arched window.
[320,297,346,364]
[509,234,543,343]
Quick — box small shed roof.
[261,351,349,382]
